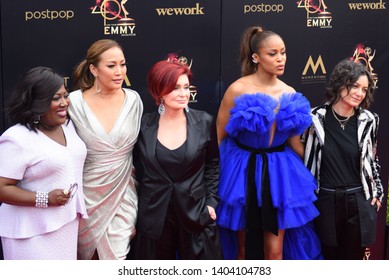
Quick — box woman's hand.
[371,197,381,212]
[0,177,72,207]
[287,135,305,159]
[207,206,217,220]
[48,189,71,206]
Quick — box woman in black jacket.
[303,59,383,259]
[129,56,223,259]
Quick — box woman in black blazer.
[129,56,223,259]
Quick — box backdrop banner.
[0,0,388,260]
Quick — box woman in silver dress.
[68,39,143,260]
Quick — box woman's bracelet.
[35,191,49,208]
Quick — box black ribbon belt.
[235,140,285,259]
[321,185,363,235]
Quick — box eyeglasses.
[65,183,78,204]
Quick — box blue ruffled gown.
[217,92,322,260]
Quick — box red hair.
[147,58,192,105]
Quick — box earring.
[252,54,258,64]
[185,105,189,113]
[33,115,40,124]
[158,99,165,115]
[95,79,101,93]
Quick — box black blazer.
[134,109,219,240]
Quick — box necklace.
[331,107,354,130]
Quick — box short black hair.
[6,66,64,131]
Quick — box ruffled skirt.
[217,138,322,259]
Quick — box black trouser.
[315,185,376,260]
[155,202,184,259]
[129,201,223,260]
[155,201,223,260]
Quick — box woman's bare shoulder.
[224,76,254,98]
[278,79,296,93]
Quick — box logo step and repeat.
[220,0,388,260]
[1,1,389,261]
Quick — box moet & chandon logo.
[91,0,136,37]
[351,44,379,88]
[297,0,332,28]
[301,55,327,84]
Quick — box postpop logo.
[243,3,284,14]
[25,10,74,21]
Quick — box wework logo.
[348,0,386,10]
[156,3,205,16]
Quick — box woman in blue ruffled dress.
[216,26,322,260]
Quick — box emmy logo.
[297,0,332,28]
[177,56,197,103]
[297,0,331,18]
[351,44,378,88]
[98,0,134,25]
[117,0,134,26]
[91,0,136,36]
[363,248,371,260]
[178,56,193,69]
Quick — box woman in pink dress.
[0,67,88,260]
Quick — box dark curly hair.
[325,59,375,109]
[6,66,65,132]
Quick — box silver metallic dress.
[68,88,143,259]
